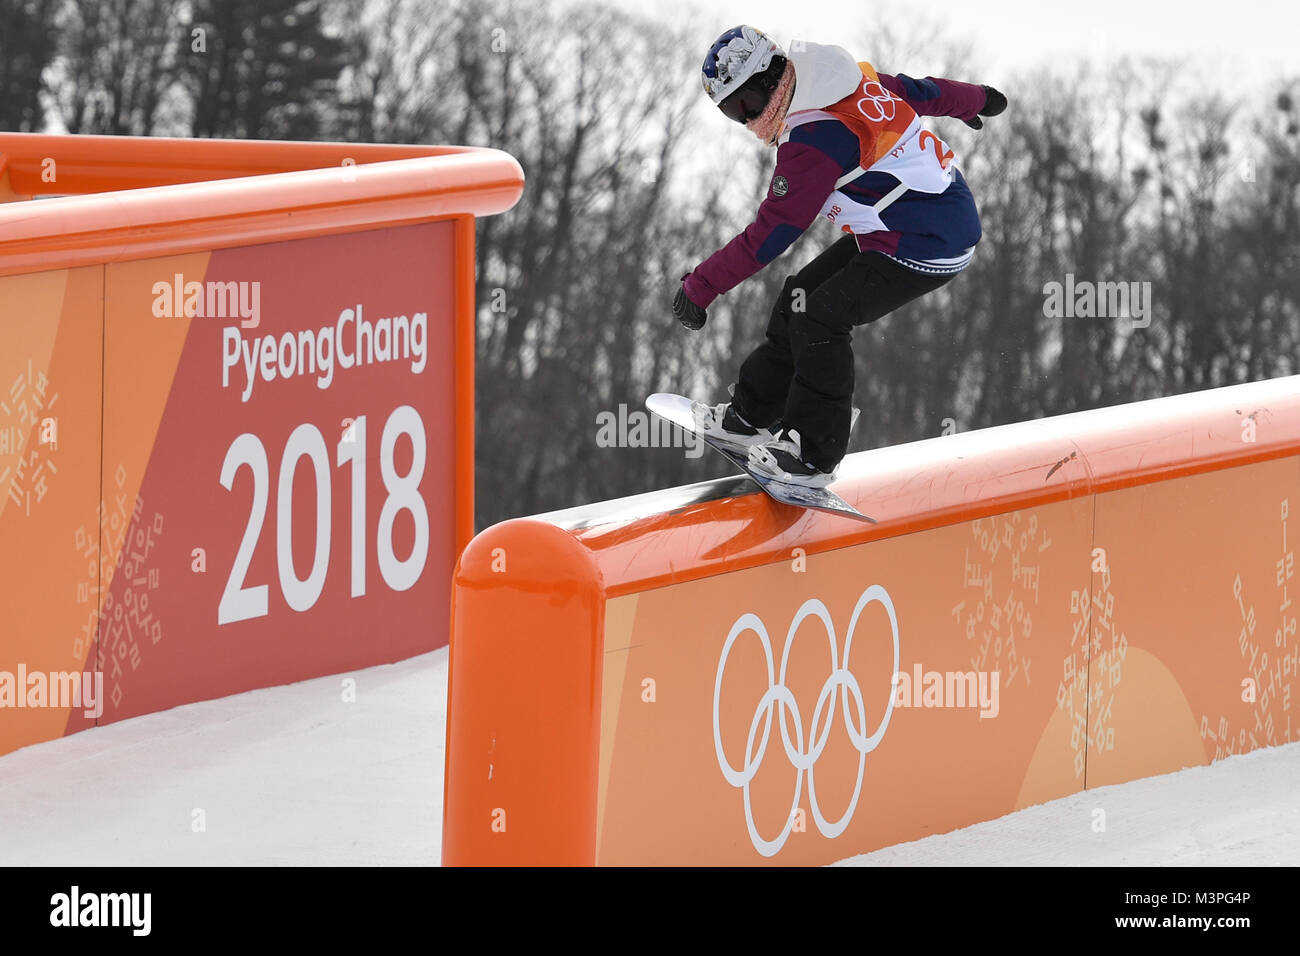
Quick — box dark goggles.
[717,58,784,124]
[719,80,770,124]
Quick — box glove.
[962,85,1008,130]
[673,276,707,331]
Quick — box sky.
[586,0,1297,90]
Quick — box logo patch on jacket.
[771,175,789,197]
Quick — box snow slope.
[0,647,1295,866]
[835,741,1300,866]
[0,650,448,866]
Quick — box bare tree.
[50,0,187,134]
[182,0,347,138]
[0,0,59,131]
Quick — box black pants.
[732,236,957,472]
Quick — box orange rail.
[0,134,523,277]
[523,376,1300,597]
[444,375,1300,865]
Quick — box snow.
[1,646,1296,866]
[0,649,448,866]
[835,742,1300,866]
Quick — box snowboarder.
[673,25,1007,487]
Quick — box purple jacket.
[684,66,987,308]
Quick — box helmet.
[701,25,788,124]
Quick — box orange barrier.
[444,376,1300,865]
[0,135,522,276]
[0,134,523,756]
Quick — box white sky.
[587,0,1297,89]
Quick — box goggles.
[718,61,783,124]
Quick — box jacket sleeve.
[877,71,986,122]
[683,139,843,308]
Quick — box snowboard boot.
[746,409,858,488]
[747,425,837,488]
[691,395,775,449]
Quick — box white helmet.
[700,25,787,121]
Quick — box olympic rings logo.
[712,585,900,857]
[855,80,898,122]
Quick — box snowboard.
[645,392,875,523]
